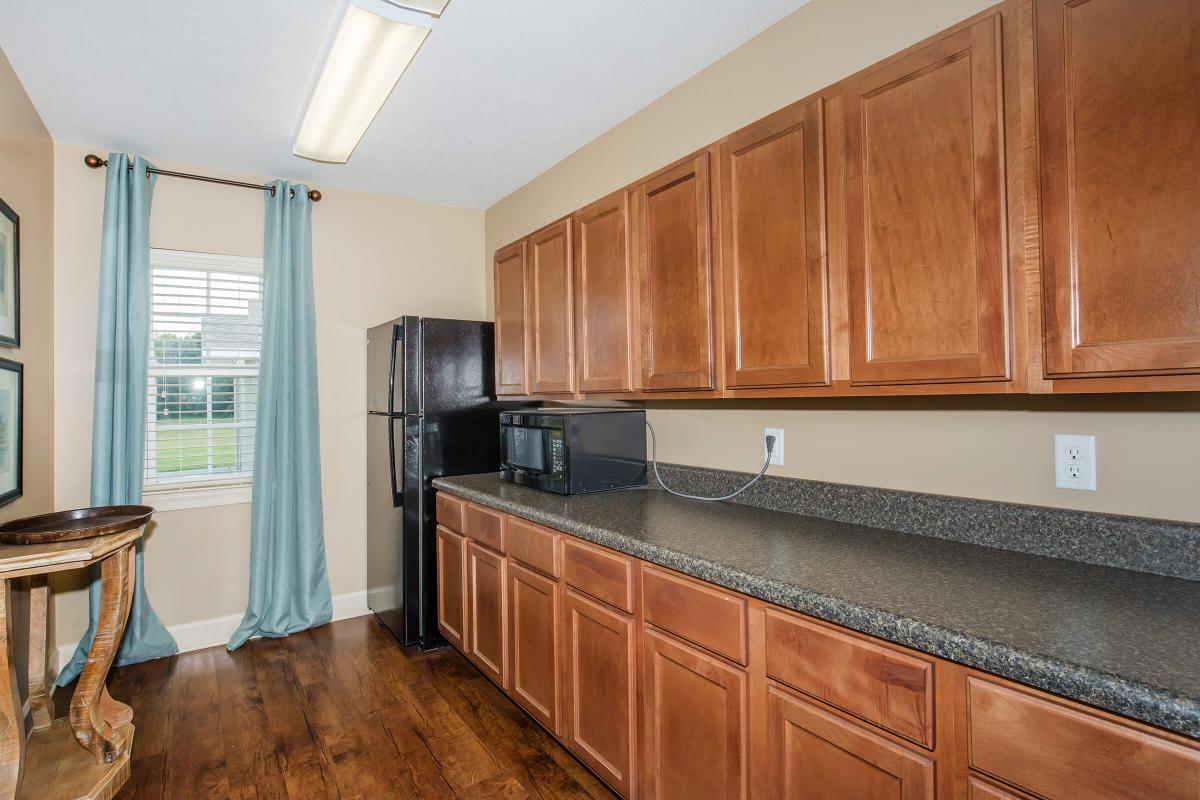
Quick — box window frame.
[142,248,263,511]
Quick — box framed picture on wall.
[0,358,20,507]
[0,197,18,348]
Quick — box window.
[144,249,262,507]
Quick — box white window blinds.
[144,249,263,490]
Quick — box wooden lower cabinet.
[967,776,1031,800]
[466,541,508,688]
[435,525,467,651]
[435,495,1200,800]
[564,588,637,798]
[766,683,935,800]
[508,561,562,735]
[642,627,747,799]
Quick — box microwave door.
[503,425,557,476]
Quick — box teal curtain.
[57,154,178,686]
[228,181,332,650]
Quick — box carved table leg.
[26,575,53,732]
[68,544,135,764]
[0,580,24,800]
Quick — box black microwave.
[500,408,647,494]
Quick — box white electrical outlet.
[764,428,784,466]
[1054,434,1096,491]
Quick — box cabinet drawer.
[765,610,934,748]
[967,677,1200,800]
[435,492,466,532]
[641,565,747,665]
[464,503,506,553]
[508,516,560,577]
[562,538,634,613]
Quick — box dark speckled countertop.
[433,473,1200,740]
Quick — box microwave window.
[506,427,548,472]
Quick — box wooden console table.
[0,523,145,800]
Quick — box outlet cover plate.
[1055,434,1096,491]
[764,428,784,466]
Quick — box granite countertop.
[433,473,1200,740]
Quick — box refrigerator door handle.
[389,323,405,416]
[389,416,403,507]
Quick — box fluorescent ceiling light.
[293,3,431,163]
[384,0,451,17]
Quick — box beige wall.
[53,142,485,649]
[484,0,1200,524]
[0,49,53,523]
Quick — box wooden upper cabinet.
[494,240,530,396]
[720,97,830,388]
[844,15,1009,385]
[1037,0,1200,378]
[637,151,717,391]
[528,219,576,395]
[574,190,637,394]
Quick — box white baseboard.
[56,590,372,670]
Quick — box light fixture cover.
[383,0,450,17]
[293,4,431,163]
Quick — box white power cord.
[646,421,776,502]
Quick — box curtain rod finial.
[308,189,322,202]
[84,153,106,169]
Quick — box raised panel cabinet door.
[467,541,508,688]
[508,561,562,736]
[1037,0,1200,377]
[637,152,716,391]
[767,684,935,800]
[574,190,637,393]
[845,15,1009,385]
[435,525,467,652]
[528,218,576,395]
[642,627,748,800]
[721,96,830,388]
[563,589,636,798]
[494,240,530,396]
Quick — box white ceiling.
[0,0,809,208]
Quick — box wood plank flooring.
[55,615,615,800]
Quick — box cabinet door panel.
[845,15,1008,385]
[1038,0,1200,377]
[967,677,1200,800]
[638,152,716,391]
[435,525,467,652]
[529,219,576,395]
[508,561,561,735]
[467,541,508,687]
[575,190,637,393]
[563,589,636,797]
[642,628,747,800]
[495,241,530,396]
[721,97,829,388]
[767,684,934,800]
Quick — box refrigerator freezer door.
[366,320,402,414]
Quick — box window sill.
[143,483,252,512]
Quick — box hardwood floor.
[54,615,615,800]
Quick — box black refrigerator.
[366,316,516,649]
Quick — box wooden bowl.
[0,505,154,545]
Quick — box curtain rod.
[83,154,323,202]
